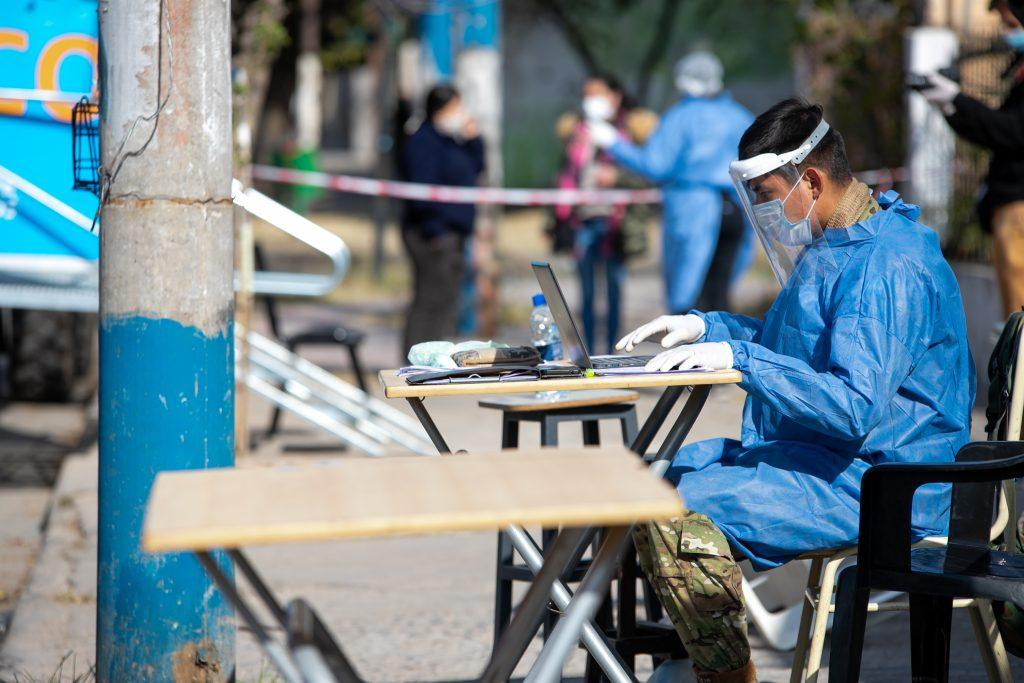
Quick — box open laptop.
[531,261,654,370]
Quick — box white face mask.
[435,109,467,137]
[752,175,817,247]
[582,96,614,121]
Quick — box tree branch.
[635,0,682,102]
[531,0,602,75]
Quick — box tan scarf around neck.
[824,179,878,229]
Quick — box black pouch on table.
[452,346,541,367]
[405,365,542,385]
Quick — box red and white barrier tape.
[251,164,909,206]
[858,167,908,186]
[251,165,663,205]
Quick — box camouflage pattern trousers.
[634,511,751,673]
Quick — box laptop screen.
[531,261,592,369]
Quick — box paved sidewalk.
[0,488,49,642]
[0,452,97,681]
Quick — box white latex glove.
[919,72,960,115]
[615,314,706,352]
[586,119,620,148]
[644,341,734,372]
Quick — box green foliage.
[509,0,800,185]
[232,0,291,60]
[535,0,796,108]
[794,1,913,171]
[503,108,570,188]
[254,10,291,56]
[321,1,384,71]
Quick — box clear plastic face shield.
[729,119,835,288]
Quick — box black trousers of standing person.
[402,228,466,360]
[693,191,745,313]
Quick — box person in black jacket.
[921,0,1024,317]
[399,84,485,355]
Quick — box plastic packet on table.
[407,340,509,368]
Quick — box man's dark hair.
[426,83,460,119]
[738,98,853,184]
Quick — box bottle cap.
[532,293,546,307]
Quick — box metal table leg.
[525,526,632,683]
[522,386,710,681]
[648,385,710,475]
[482,527,592,682]
[404,384,712,682]
[406,397,451,453]
[230,549,288,627]
[198,549,363,683]
[195,551,304,683]
[503,525,633,682]
[629,385,685,455]
[406,393,643,682]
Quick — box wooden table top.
[142,446,685,553]
[378,368,741,399]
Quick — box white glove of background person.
[586,119,620,148]
[919,72,960,115]
[615,314,706,352]
[644,341,734,372]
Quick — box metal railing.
[231,180,350,297]
[243,330,433,456]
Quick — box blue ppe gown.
[608,93,754,313]
[673,193,975,570]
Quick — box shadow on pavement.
[0,422,96,487]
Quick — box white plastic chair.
[741,561,814,651]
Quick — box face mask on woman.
[582,96,615,121]
[434,109,467,137]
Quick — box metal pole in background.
[419,0,502,336]
[295,0,322,154]
[97,0,235,679]
[455,0,501,337]
[371,12,397,282]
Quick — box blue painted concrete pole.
[460,0,500,50]
[420,1,502,335]
[421,0,454,79]
[420,0,500,78]
[96,0,235,679]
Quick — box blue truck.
[0,0,100,401]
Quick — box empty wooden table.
[142,446,685,683]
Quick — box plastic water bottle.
[529,293,562,362]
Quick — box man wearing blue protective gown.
[588,52,754,313]
[618,99,975,682]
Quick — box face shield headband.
[728,118,830,185]
[728,118,832,287]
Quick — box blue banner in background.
[0,0,99,259]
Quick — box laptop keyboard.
[591,355,654,369]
